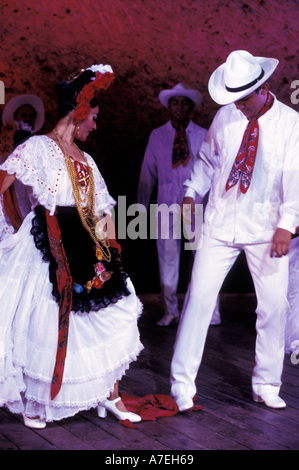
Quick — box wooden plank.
[125,294,299,451]
[81,410,172,450]
[0,410,58,450]
[0,294,298,451]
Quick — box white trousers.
[170,235,289,399]
[157,235,220,319]
[157,235,181,317]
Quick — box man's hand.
[181,197,195,224]
[270,228,292,258]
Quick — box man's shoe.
[210,308,221,325]
[253,392,286,409]
[156,313,179,326]
[174,396,194,412]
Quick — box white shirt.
[184,95,299,244]
[138,120,207,208]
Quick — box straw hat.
[159,83,203,109]
[2,94,45,132]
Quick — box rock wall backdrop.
[1,0,298,293]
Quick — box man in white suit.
[138,83,221,326]
[170,51,299,411]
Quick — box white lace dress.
[0,136,143,422]
[286,236,299,354]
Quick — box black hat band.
[225,69,265,93]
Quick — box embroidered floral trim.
[75,257,113,295]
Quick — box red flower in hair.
[94,72,115,90]
[74,101,92,121]
[74,71,115,122]
[77,85,95,103]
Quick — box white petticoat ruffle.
[286,237,299,354]
[0,212,143,422]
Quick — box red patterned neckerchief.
[171,118,191,168]
[226,92,274,193]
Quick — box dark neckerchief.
[171,118,191,168]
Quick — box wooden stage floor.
[0,293,298,452]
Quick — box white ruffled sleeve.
[0,136,60,214]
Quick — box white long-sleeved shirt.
[137,120,207,208]
[184,95,299,244]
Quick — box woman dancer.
[0,64,143,428]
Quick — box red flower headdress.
[74,64,115,122]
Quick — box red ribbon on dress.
[45,210,73,400]
[226,92,274,193]
[0,169,23,230]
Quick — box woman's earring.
[74,123,80,138]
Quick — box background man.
[0,94,45,236]
[138,83,221,326]
[2,94,44,133]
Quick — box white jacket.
[138,120,207,208]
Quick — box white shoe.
[22,413,47,429]
[156,313,179,326]
[174,396,194,412]
[253,392,286,409]
[97,397,141,422]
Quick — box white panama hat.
[2,94,45,132]
[208,50,279,105]
[159,83,203,109]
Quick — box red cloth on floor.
[121,393,179,421]
[119,394,204,429]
